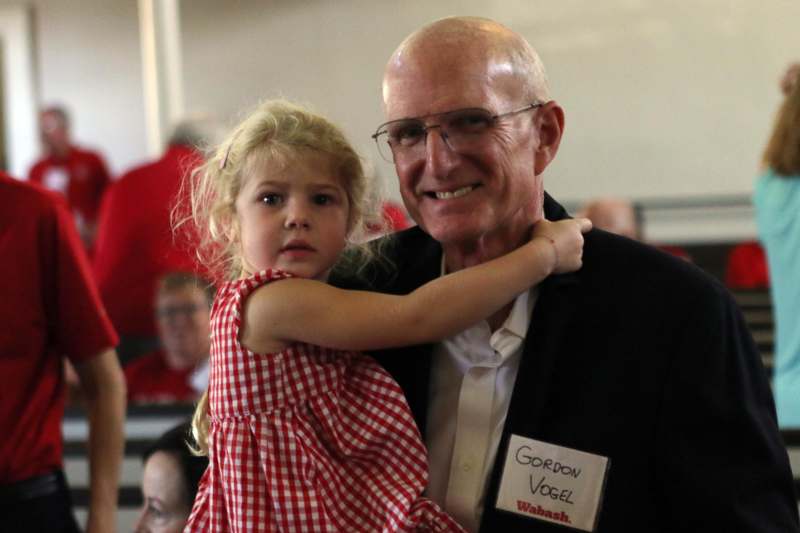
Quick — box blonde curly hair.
[179,99,385,454]
[179,99,380,283]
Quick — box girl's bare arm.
[241,218,591,353]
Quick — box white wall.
[0,4,37,178]
[4,0,800,238]
[29,0,147,176]
[180,0,800,207]
[540,0,800,202]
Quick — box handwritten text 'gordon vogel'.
[514,445,581,503]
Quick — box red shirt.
[124,350,200,404]
[366,202,412,237]
[93,145,202,337]
[0,173,118,483]
[725,241,770,289]
[382,202,411,231]
[28,145,111,227]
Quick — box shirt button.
[462,461,472,472]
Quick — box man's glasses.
[371,102,545,163]
[156,303,205,321]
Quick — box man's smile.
[424,184,480,200]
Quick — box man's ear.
[533,102,565,176]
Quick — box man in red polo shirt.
[28,106,112,251]
[0,173,125,532]
[93,120,209,363]
[124,272,212,404]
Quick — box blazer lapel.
[373,229,443,437]
[505,192,580,431]
[478,273,582,531]
[508,272,581,433]
[511,191,580,429]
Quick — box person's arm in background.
[30,174,124,531]
[73,348,126,533]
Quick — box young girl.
[184,100,590,532]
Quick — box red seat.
[725,241,769,289]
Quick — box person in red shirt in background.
[93,119,219,363]
[124,272,212,404]
[28,106,112,251]
[381,200,412,232]
[0,173,125,533]
[365,201,412,238]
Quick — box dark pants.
[0,471,80,533]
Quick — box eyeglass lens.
[376,108,495,163]
[157,303,203,320]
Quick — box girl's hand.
[532,218,592,274]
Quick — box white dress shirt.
[425,276,536,532]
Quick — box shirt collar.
[439,254,536,342]
[499,289,534,339]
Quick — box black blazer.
[333,194,799,532]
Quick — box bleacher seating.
[733,289,775,377]
[63,404,194,531]
[733,289,800,511]
[783,431,800,498]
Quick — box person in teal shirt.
[754,63,800,428]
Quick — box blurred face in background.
[156,285,211,371]
[134,451,192,533]
[39,109,70,157]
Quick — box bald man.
[579,198,641,241]
[334,16,797,532]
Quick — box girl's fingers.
[575,217,593,233]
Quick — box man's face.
[156,286,211,370]
[39,111,70,155]
[383,53,544,247]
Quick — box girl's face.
[235,149,351,280]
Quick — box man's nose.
[424,126,459,178]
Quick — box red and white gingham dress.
[186,269,464,532]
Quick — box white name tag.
[495,435,609,532]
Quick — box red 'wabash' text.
[516,500,572,524]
